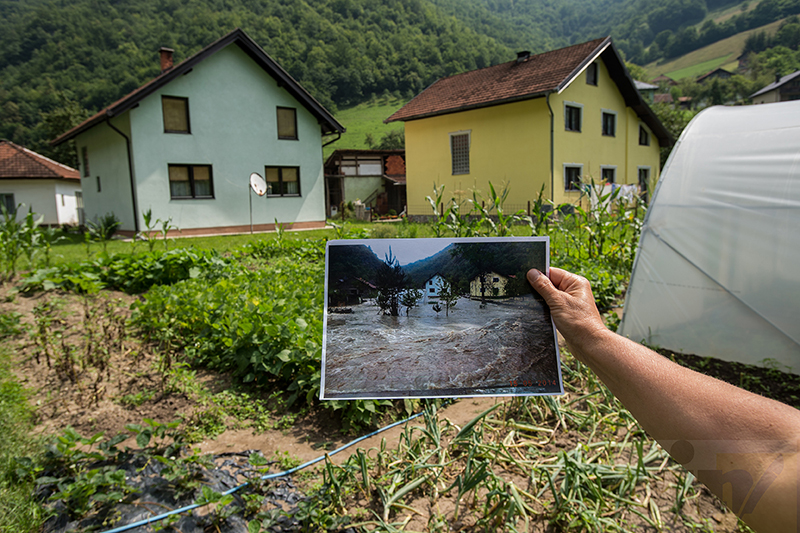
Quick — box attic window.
[162,96,190,133]
[450,132,470,175]
[277,107,298,140]
[586,63,598,86]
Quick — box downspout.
[105,116,139,233]
[322,132,341,147]
[546,93,554,203]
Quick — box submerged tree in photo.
[376,248,406,316]
[437,277,460,317]
[400,288,422,316]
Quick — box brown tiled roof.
[386,37,609,123]
[53,28,344,144]
[0,140,79,180]
[653,93,674,104]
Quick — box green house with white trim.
[53,28,344,236]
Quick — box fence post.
[527,200,531,216]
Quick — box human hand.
[526,267,609,360]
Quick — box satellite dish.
[250,172,267,196]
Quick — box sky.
[362,239,452,265]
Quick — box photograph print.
[321,237,562,399]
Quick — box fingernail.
[527,269,541,283]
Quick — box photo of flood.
[321,237,562,399]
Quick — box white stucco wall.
[74,115,136,231]
[126,44,326,231]
[0,179,80,225]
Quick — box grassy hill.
[323,95,408,159]
[646,18,785,80]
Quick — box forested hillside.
[3,0,800,167]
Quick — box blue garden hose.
[100,409,427,533]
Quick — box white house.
[0,140,82,225]
[53,28,344,236]
[423,274,445,299]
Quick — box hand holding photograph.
[321,237,563,399]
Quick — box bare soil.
[1,284,768,532]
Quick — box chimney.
[776,72,783,84]
[516,51,531,64]
[159,47,174,72]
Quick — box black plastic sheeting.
[39,450,314,533]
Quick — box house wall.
[127,44,325,232]
[0,179,62,224]
[75,116,136,230]
[343,177,383,205]
[54,180,82,225]
[752,90,779,104]
[404,98,550,216]
[551,58,661,206]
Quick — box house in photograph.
[750,71,800,104]
[324,149,406,218]
[423,273,445,298]
[386,37,671,218]
[52,28,344,237]
[0,140,82,225]
[470,272,509,299]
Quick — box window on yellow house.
[601,166,616,184]
[565,105,582,132]
[586,63,598,86]
[639,125,650,146]
[564,165,582,191]
[602,111,616,136]
[450,132,470,175]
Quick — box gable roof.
[750,70,800,98]
[53,28,344,145]
[385,37,671,146]
[696,68,732,83]
[0,140,80,180]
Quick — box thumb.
[527,269,559,306]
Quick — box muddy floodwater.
[322,294,561,398]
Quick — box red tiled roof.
[0,140,79,180]
[386,37,609,122]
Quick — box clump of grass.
[0,348,44,532]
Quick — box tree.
[451,243,493,306]
[437,277,460,317]
[375,248,406,316]
[400,288,422,316]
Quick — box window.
[169,164,213,199]
[586,63,598,86]
[265,166,300,196]
[162,96,190,133]
[0,193,15,215]
[450,132,470,175]
[639,125,650,146]
[638,167,650,202]
[277,107,298,140]
[96,176,102,193]
[82,146,89,177]
[564,165,582,191]
[565,105,582,132]
[602,112,616,136]
[602,167,616,184]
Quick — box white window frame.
[450,130,471,175]
[601,109,618,137]
[563,102,583,132]
[600,165,617,184]
[563,163,583,192]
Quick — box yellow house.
[469,271,509,299]
[385,37,671,216]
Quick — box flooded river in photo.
[322,294,561,398]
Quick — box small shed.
[619,103,800,372]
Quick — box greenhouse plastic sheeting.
[619,102,800,373]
